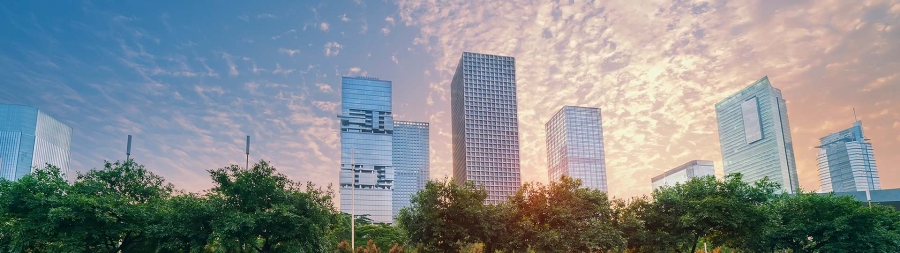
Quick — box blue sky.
[2,0,899,200]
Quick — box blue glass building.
[451,52,521,204]
[545,106,608,192]
[391,121,429,220]
[715,76,799,193]
[816,120,880,193]
[338,77,394,224]
[0,104,72,181]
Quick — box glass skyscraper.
[715,76,799,193]
[816,120,880,193]
[651,160,715,190]
[391,121,429,220]
[0,104,72,181]
[451,52,521,204]
[545,106,608,192]
[338,77,394,224]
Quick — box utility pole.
[126,135,132,161]
[351,147,355,252]
[245,135,250,170]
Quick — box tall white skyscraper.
[651,160,716,190]
[451,52,521,204]
[545,106,608,191]
[817,120,880,193]
[715,76,799,193]
[338,77,394,224]
[0,104,72,181]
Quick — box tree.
[151,193,216,252]
[396,179,493,252]
[0,164,72,252]
[208,160,336,253]
[631,174,779,253]
[501,176,624,252]
[745,191,900,252]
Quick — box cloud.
[257,14,277,19]
[220,53,239,77]
[312,101,339,113]
[349,67,361,74]
[278,48,300,57]
[381,27,390,35]
[396,0,900,198]
[324,42,342,57]
[316,83,333,93]
[271,29,296,40]
[320,22,330,32]
[238,15,249,22]
[391,54,399,65]
[271,63,295,75]
[340,14,350,22]
[385,16,396,26]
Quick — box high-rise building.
[816,120,880,193]
[338,77,394,224]
[651,160,715,190]
[0,104,72,181]
[715,76,799,193]
[545,106,608,191]
[391,121,429,220]
[451,52,521,204]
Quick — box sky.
[1,0,899,204]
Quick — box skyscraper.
[651,160,715,190]
[0,104,72,181]
[545,106,608,191]
[816,120,880,193]
[715,76,799,193]
[392,121,429,219]
[451,52,521,204]
[338,77,394,224]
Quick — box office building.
[391,121,429,220]
[816,120,880,193]
[338,77,394,224]
[651,160,715,190]
[0,104,72,181]
[545,106,608,191]
[451,52,521,204]
[715,76,799,193]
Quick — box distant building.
[651,160,715,190]
[0,104,72,181]
[545,106,608,192]
[392,121,429,220]
[451,52,521,204]
[817,120,880,193]
[715,76,799,193]
[338,77,394,224]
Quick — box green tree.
[745,191,900,252]
[207,160,336,253]
[0,164,72,252]
[396,179,493,252]
[632,174,779,253]
[151,193,216,252]
[501,176,624,252]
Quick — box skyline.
[1,0,899,204]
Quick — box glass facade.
[391,121,429,220]
[545,106,608,192]
[338,77,394,224]
[715,76,799,193]
[816,121,880,193]
[0,104,72,181]
[651,160,715,190]
[451,52,521,204]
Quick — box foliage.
[396,179,492,252]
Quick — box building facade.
[391,121,429,220]
[451,52,521,204]
[545,106,608,191]
[0,104,72,181]
[338,77,395,224]
[651,160,715,190]
[816,120,880,193]
[715,76,799,193]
